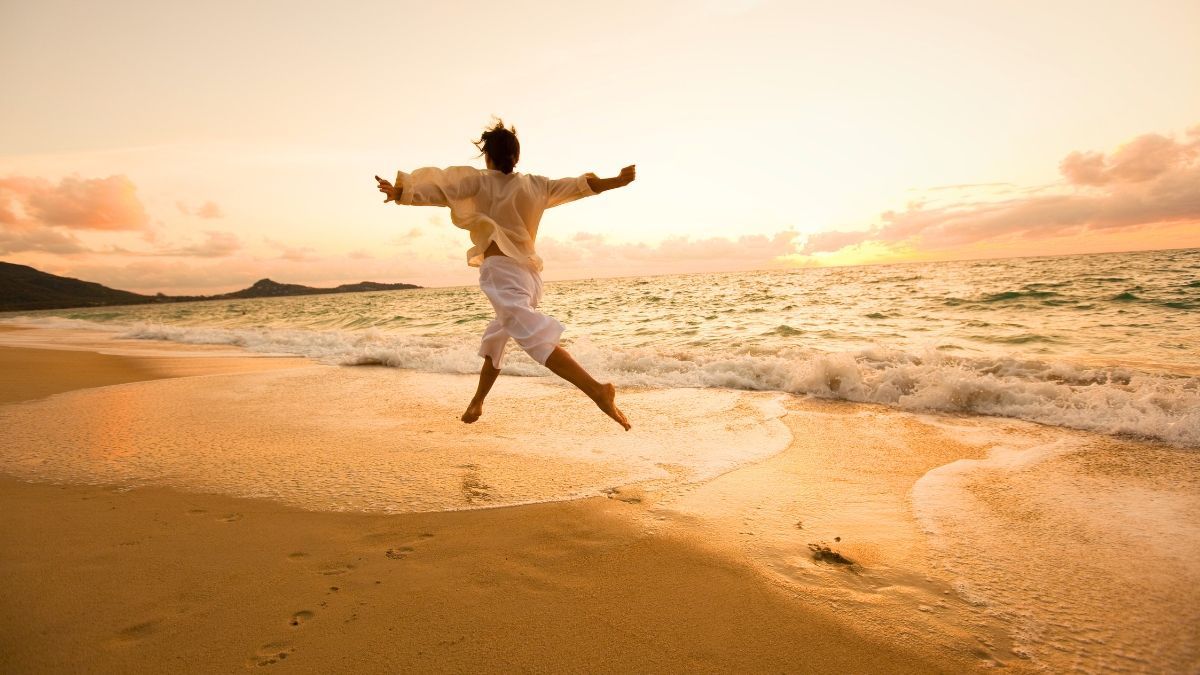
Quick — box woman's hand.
[585,165,638,195]
[375,175,399,203]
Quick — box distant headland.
[0,261,421,312]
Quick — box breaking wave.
[92,320,1200,447]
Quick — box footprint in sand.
[461,471,491,504]
[384,532,434,560]
[603,487,644,504]
[218,513,243,523]
[288,610,314,628]
[251,641,294,667]
[110,618,163,645]
[318,562,356,576]
[385,546,414,560]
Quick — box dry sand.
[0,342,946,673]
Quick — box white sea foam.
[1,316,125,331]
[912,437,1200,671]
[106,321,1198,447]
[3,315,1196,446]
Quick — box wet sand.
[0,342,944,673]
[0,345,308,405]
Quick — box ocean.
[5,247,1198,446]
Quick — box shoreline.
[0,339,950,673]
[4,311,1196,443]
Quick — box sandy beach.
[0,332,946,673]
[1,479,935,673]
[2,325,1197,672]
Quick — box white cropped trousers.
[477,255,564,368]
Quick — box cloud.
[195,201,224,219]
[629,231,799,262]
[0,174,149,231]
[157,230,241,257]
[537,230,803,276]
[389,227,423,245]
[1060,132,1195,186]
[264,237,318,262]
[0,173,151,255]
[64,231,243,259]
[0,227,88,255]
[800,229,875,255]
[175,199,225,219]
[803,125,1200,255]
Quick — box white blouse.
[394,166,595,271]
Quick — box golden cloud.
[802,125,1200,254]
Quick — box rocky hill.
[0,262,421,311]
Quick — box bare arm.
[585,165,636,194]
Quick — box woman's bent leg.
[477,258,627,429]
[544,347,630,430]
[462,356,501,423]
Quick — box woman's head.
[475,119,520,174]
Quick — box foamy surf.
[0,366,791,513]
[3,316,1194,447]
[912,432,1200,672]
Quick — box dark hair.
[474,119,520,174]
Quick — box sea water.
[4,247,1197,446]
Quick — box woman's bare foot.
[543,347,630,431]
[592,383,631,430]
[461,401,484,424]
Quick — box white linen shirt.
[395,166,595,271]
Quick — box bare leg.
[544,346,631,430]
[462,356,500,423]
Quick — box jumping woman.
[376,120,635,430]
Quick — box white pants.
[478,255,563,368]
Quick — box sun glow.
[1,1,1198,292]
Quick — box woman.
[376,120,635,430]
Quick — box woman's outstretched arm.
[543,165,636,209]
[585,165,636,194]
[375,167,481,207]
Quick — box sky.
[1,0,1198,294]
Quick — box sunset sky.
[2,0,1198,294]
